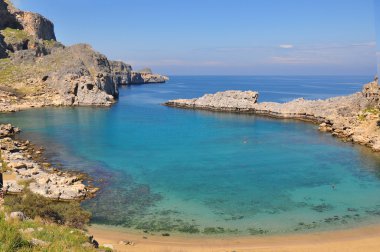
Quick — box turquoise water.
[2,76,380,235]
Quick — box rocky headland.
[0,0,168,112]
[165,79,380,152]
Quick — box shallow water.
[2,75,380,235]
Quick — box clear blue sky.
[375,0,380,75]
[13,0,378,75]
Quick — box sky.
[13,0,378,76]
[375,0,380,75]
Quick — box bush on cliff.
[4,190,91,229]
[0,212,101,251]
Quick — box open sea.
[2,75,380,236]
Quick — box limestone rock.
[30,238,50,247]
[4,180,24,193]
[130,71,169,84]
[0,127,95,200]
[109,61,169,85]
[362,80,380,108]
[110,60,132,85]
[4,0,55,41]
[0,123,20,137]
[166,90,259,111]
[9,211,26,221]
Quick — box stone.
[0,128,95,200]
[9,211,26,221]
[20,227,35,233]
[4,180,24,193]
[30,238,50,247]
[103,244,114,249]
[0,123,20,137]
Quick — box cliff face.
[109,61,169,85]
[110,60,133,85]
[0,0,168,111]
[3,0,56,41]
[362,80,380,108]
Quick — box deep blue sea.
[2,75,380,235]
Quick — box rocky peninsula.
[0,0,168,112]
[165,79,380,152]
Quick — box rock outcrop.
[109,60,169,85]
[2,0,55,41]
[131,71,169,84]
[0,0,168,111]
[167,90,259,111]
[0,124,97,200]
[165,80,380,152]
[110,60,133,85]
[0,123,20,137]
[362,80,380,108]
[11,10,56,41]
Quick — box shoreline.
[88,223,380,251]
[164,80,380,152]
[0,124,98,200]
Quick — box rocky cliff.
[165,79,380,152]
[109,61,169,85]
[0,0,168,111]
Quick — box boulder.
[9,211,26,221]
[4,180,24,193]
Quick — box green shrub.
[0,213,31,251]
[4,190,91,229]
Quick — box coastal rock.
[4,180,24,193]
[109,60,169,85]
[0,123,20,137]
[45,44,118,106]
[130,71,169,84]
[110,60,132,85]
[166,90,259,111]
[0,124,95,200]
[165,79,380,152]
[362,80,380,108]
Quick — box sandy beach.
[89,224,380,252]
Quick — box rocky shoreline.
[164,79,380,152]
[0,124,97,200]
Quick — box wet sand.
[89,224,380,252]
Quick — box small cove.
[2,75,380,236]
